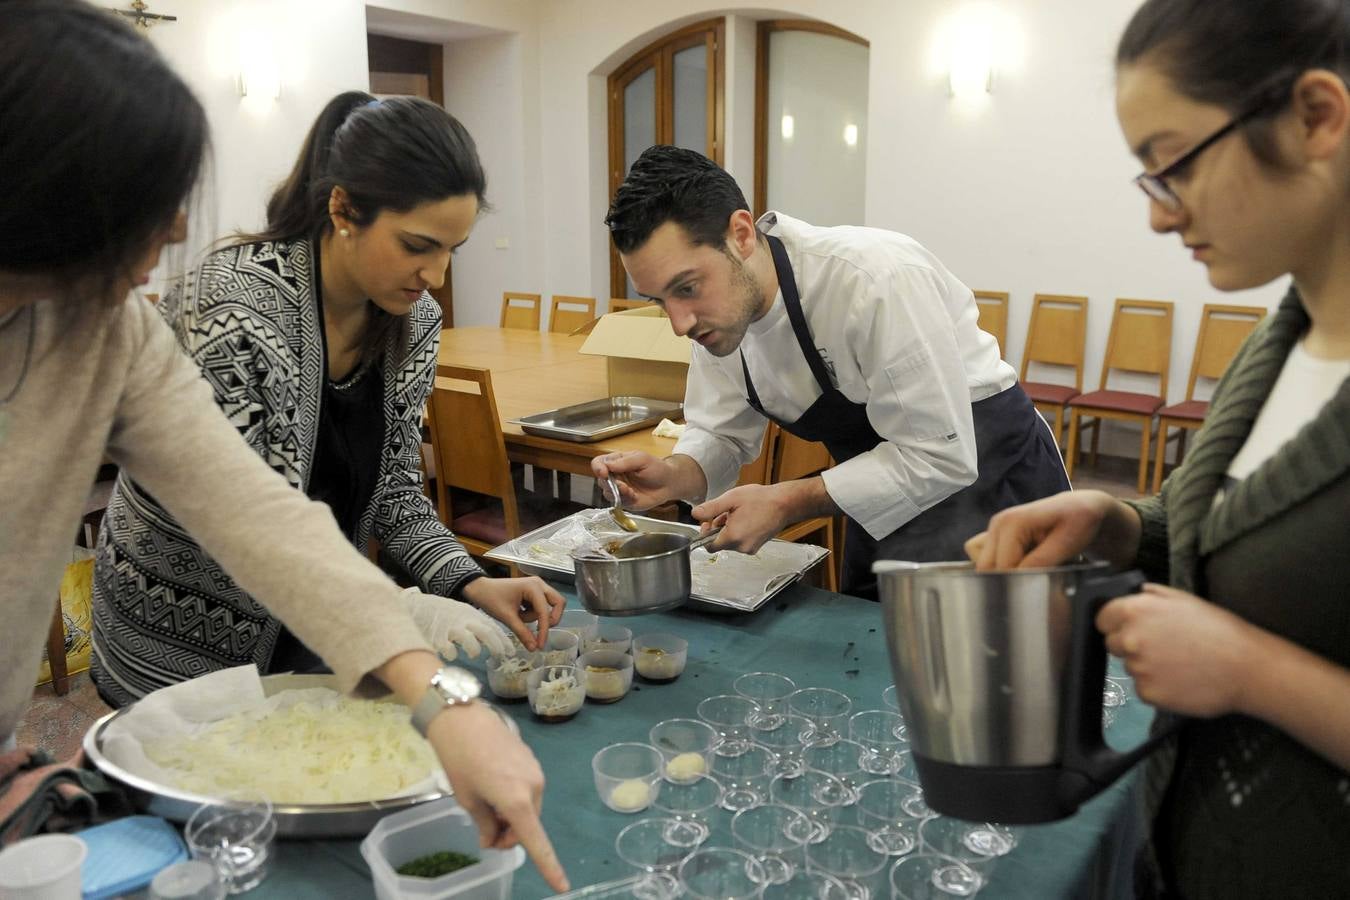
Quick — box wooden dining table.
[437,326,684,477]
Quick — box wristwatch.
[411,666,482,737]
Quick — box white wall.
[144,0,1288,459]
[142,0,370,260]
[533,0,1287,458]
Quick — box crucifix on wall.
[109,1,177,28]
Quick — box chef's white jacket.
[673,212,1017,540]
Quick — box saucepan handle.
[688,527,723,552]
[1058,570,1182,803]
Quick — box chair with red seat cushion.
[1019,294,1089,447]
[426,364,585,567]
[1065,298,1175,494]
[1151,303,1266,492]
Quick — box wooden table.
[437,326,683,476]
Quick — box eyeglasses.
[1133,85,1290,211]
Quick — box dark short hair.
[248,92,489,244]
[605,145,750,254]
[1117,0,1350,165]
[0,0,208,301]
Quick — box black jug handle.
[1058,570,1183,805]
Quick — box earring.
[339,228,350,238]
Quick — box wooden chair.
[549,295,597,334]
[1152,303,1266,491]
[609,298,650,313]
[427,364,585,561]
[500,292,542,330]
[1065,298,1174,494]
[1019,294,1089,446]
[734,423,840,592]
[973,291,1009,359]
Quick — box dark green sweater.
[1125,287,1350,899]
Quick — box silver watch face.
[432,667,481,704]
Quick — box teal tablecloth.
[250,583,1150,899]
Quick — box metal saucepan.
[573,528,723,616]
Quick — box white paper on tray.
[100,666,444,801]
[493,509,825,610]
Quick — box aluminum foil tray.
[508,396,683,442]
[485,510,828,613]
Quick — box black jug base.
[912,753,1082,824]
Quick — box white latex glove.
[400,588,510,661]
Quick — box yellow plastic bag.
[37,558,94,686]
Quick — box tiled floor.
[16,454,1147,762]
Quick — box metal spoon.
[604,474,639,532]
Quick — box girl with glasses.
[968,1,1350,897]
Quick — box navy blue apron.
[741,235,1069,599]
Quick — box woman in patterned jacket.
[968,1,1350,896]
[91,92,566,705]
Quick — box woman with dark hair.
[0,3,566,889]
[968,0,1350,896]
[91,91,566,705]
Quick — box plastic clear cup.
[486,653,536,701]
[731,803,811,885]
[584,623,633,655]
[709,744,773,812]
[734,672,797,730]
[802,738,867,800]
[848,710,908,775]
[649,718,720,783]
[615,817,692,900]
[579,649,634,703]
[804,824,888,900]
[752,714,813,778]
[697,694,762,757]
[531,629,580,668]
[677,847,766,900]
[185,794,275,894]
[633,634,688,682]
[854,779,921,857]
[528,663,585,722]
[760,869,851,900]
[593,742,665,813]
[787,688,852,746]
[148,860,226,900]
[556,609,599,643]
[653,773,724,847]
[0,834,87,900]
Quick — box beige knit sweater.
[0,293,430,744]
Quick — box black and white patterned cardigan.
[90,239,481,704]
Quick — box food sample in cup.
[579,650,634,703]
[531,629,580,668]
[664,752,708,782]
[632,633,688,682]
[485,654,534,701]
[527,665,585,722]
[608,779,653,813]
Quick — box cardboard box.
[578,305,691,402]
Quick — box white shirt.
[673,212,1016,539]
[1226,340,1350,482]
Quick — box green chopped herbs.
[395,850,479,878]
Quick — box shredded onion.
[145,691,438,804]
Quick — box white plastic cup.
[0,834,88,900]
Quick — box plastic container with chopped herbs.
[361,797,525,899]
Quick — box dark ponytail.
[244,91,489,244]
[1117,0,1350,164]
[0,0,208,303]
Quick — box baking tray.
[485,511,827,614]
[81,673,520,838]
[508,396,683,442]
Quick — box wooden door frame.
[607,18,726,298]
[753,19,868,217]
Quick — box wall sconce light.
[843,123,858,147]
[238,32,281,100]
[780,114,795,140]
[947,12,996,98]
